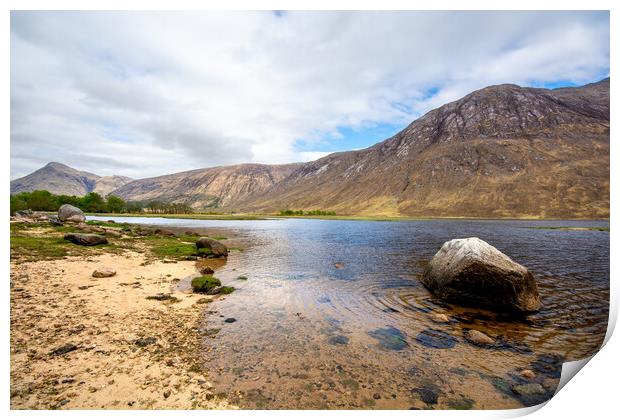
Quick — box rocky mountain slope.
[111,163,302,209]
[12,79,609,218]
[237,78,610,218]
[10,162,133,196]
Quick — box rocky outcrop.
[421,237,540,313]
[58,204,86,223]
[196,238,228,257]
[64,233,108,246]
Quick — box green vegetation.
[10,189,193,215]
[10,190,137,214]
[191,275,222,293]
[10,222,125,262]
[528,226,609,232]
[279,209,337,216]
[447,397,475,410]
[219,286,235,294]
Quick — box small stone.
[224,318,237,323]
[512,383,546,396]
[519,369,536,379]
[464,329,495,346]
[199,266,215,275]
[163,390,171,399]
[134,337,157,347]
[429,313,450,323]
[373,393,381,399]
[50,343,78,356]
[92,268,116,278]
[334,262,345,269]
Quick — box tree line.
[10,190,193,215]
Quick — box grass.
[10,223,127,262]
[146,236,211,260]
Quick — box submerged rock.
[64,233,108,246]
[196,237,228,257]
[58,204,86,223]
[429,313,450,323]
[464,329,495,346]
[368,326,408,350]
[421,237,540,313]
[415,329,457,349]
[512,383,546,396]
[92,268,116,278]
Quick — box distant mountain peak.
[11,162,132,196]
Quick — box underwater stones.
[58,204,86,223]
[415,329,457,349]
[199,265,215,275]
[196,237,228,257]
[327,335,349,345]
[429,312,450,323]
[512,383,546,396]
[412,386,439,405]
[421,237,540,313]
[64,233,108,246]
[368,326,408,351]
[519,369,537,380]
[463,329,495,346]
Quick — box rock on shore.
[58,204,86,223]
[64,233,108,246]
[195,238,228,257]
[421,237,540,313]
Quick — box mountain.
[12,79,610,218]
[237,78,610,218]
[111,163,303,209]
[10,162,133,196]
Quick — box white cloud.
[10,11,609,179]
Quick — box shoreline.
[85,212,611,223]
[10,219,238,409]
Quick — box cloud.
[10,10,609,179]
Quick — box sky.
[10,10,610,180]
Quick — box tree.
[79,192,106,213]
[26,190,57,211]
[106,195,126,213]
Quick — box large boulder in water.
[421,237,540,313]
[196,237,228,257]
[58,204,86,223]
[64,233,108,246]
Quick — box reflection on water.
[88,216,610,409]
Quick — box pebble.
[512,383,546,396]
[519,369,537,379]
[429,313,450,323]
[464,329,495,346]
[224,318,237,323]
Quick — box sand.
[10,251,234,409]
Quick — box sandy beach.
[10,222,235,409]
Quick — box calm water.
[88,216,610,409]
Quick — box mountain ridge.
[11,78,610,218]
